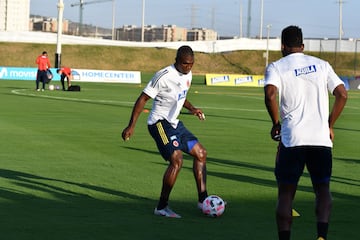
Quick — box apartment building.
[0,0,30,31]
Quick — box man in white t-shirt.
[264,26,347,240]
[122,46,208,218]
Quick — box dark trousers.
[36,70,47,89]
[60,74,68,90]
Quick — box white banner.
[71,69,141,84]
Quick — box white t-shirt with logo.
[143,64,192,128]
[265,53,344,147]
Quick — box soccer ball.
[48,84,55,91]
[202,195,226,217]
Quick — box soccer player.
[122,45,208,218]
[57,67,73,91]
[264,25,347,240]
[35,51,51,91]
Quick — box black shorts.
[275,143,332,184]
[148,120,198,161]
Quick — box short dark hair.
[176,45,194,60]
[281,26,303,47]
[42,51,47,55]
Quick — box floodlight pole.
[259,0,263,39]
[265,24,271,67]
[339,0,343,41]
[55,0,64,68]
[112,0,115,40]
[141,0,145,42]
[246,0,251,38]
[239,1,243,38]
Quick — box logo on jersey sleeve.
[178,90,187,101]
[294,65,317,76]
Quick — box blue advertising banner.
[0,67,60,81]
[0,67,141,84]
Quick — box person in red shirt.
[57,67,72,91]
[35,51,51,91]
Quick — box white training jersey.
[143,64,192,128]
[264,52,344,148]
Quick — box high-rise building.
[0,0,30,31]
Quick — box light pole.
[55,0,64,68]
[259,0,263,39]
[265,24,271,67]
[239,1,243,38]
[246,0,252,38]
[141,0,145,42]
[338,0,343,40]
[112,0,115,40]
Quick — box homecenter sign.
[71,69,141,83]
[0,67,141,84]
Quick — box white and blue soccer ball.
[202,195,225,217]
[48,84,55,91]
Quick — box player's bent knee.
[197,147,207,162]
[170,151,184,168]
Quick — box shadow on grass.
[123,146,360,202]
[334,156,360,164]
[0,168,277,240]
[0,169,149,201]
[0,162,358,240]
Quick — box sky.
[30,0,359,39]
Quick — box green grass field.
[0,77,359,240]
